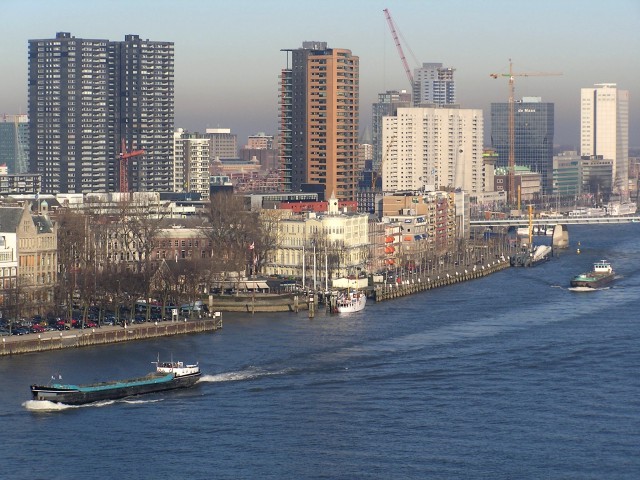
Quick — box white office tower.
[382,107,483,193]
[580,84,629,198]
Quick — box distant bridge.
[471,216,640,228]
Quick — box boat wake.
[24,397,163,411]
[23,399,78,411]
[568,286,610,292]
[121,398,163,405]
[199,366,293,383]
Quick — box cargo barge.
[30,360,200,405]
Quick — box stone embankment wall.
[209,293,306,313]
[374,260,510,302]
[1,318,222,356]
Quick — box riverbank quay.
[0,314,222,357]
[209,293,307,313]
[374,258,510,302]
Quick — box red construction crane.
[119,139,144,193]
[383,8,414,87]
[490,60,561,206]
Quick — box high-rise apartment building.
[173,129,211,199]
[279,42,359,201]
[382,107,483,193]
[413,63,456,107]
[580,83,629,198]
[0,114,29,174]
[372,90,411,174]
[28,32,174,194]
[491,97,554,194]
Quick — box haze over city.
[1,0,638,147]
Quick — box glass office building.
[491,97,554,194]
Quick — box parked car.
[12,327,30,335]
[30,324,45,333]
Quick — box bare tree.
[112,197,165,321]
[56,208,88,320]
[202,192,260,288]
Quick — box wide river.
[1,224,639,479]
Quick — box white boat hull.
[336,292,366,313]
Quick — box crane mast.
[383,8,414,87]
[490,60,561,206]
[119,139,144,193]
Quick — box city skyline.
[1,0,638,148]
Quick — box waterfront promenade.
[2,249,512,355]
[374,258,509,301]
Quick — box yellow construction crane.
[490,60,561,206]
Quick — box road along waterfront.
[1,223,638,479]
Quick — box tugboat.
[570,259,615,289]
[30,359,201,405]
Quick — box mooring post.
[308,293,315,318]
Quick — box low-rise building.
[494,166,542,203]
[0,202,57,316]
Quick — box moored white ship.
[335,290,366,313]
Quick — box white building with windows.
[382,107,483,193]
[581,83,629,198]
[173,129,211,199]
[413,63,456,107]
[265,196,369,281]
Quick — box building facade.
[28,32,174,194]
[494,166,542,203]
[491,97,554,195]
[382,107,483,193]
[580,83,629,198]
[246,132,274,150]
[205,128,238,159]
[0,114,29,174]
[173,129,211,199]
[264,196,369,279]
[279,42,359,201]
[380,191,457,259]
[0,171,42,195]
[412,63,456,107]
[580,156,613,201]
[371,90,411,174]
[0,203,57,316]
[552,151,581,197]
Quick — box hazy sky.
[1,0,638,148]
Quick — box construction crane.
[118,139,144,193]
[490,60,561,206]
[383,8,414,87]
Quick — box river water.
[1,224,639,479]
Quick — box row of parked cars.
[0,318,56,336]
[0,301,209,336]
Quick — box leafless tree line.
[2,192,280,325]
